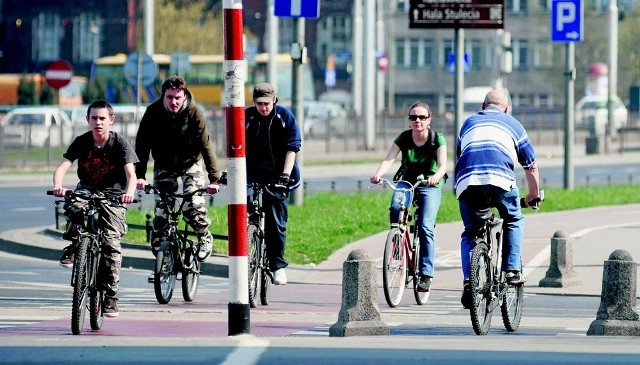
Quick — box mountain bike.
[373,178,431,308]
[47,189,136,335]
[144,185,210,304]
[468,191,544,335]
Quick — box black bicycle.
[144,185,210,304]
[247,180,291,308]
[468,191,544,335]
[47,189,135,335]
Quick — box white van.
[1,106,73,147]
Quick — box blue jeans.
[458,185,524,281]
[390,182,442,277]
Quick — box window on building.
[396,39,406,68]
[396,0,407,13]
[513,39,529,69]
[442,40,454,68]
[32,12,62,62]
[506,0,529,14]
[423,40,434,67]
[468,40,482,69]
[533,40,553,69]
[410,38,419,67]
[537,0,550,12]
[72,13,101,63]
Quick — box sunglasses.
[408,114,429,121]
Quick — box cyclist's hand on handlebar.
[136,178,148,191]
[207,183,220,195]
[370,175,382,184]
[523,190,544,210]
[121,193,135,204]
[277,173,291,187]
[426,176,438,186]
[52,186,70,197]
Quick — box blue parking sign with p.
[551,0,583,43]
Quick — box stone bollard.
[539,231,582,288]
[587,249,640,336]
[329,249,390,337]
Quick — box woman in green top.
[370,102,448,292]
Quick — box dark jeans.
[248,187,289,272]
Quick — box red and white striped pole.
[223,0,249,335]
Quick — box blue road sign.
[447,53,470,75]
[551,0,583,43]
[274,0,320,18]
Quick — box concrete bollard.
[587,249,640,336]
[329,249,390,337]
[539,231,582,288]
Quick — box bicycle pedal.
[147,274,154,283]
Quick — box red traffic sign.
[45,60,74,89]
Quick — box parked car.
[575,95,628,134]
[303,101,349,138]
[0,106,73,147]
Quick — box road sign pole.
[564,42,575,191]
[223,0,249,336]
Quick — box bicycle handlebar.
[143,185,209,200]
[369,178,426,192]
[47,190,140,204]
[520,189,545,210]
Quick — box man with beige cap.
[245,82,302,285]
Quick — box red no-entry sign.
[45,60,74,89]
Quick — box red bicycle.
[374,178,429,307]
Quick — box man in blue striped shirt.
[454,89,541,309]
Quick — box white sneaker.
[197,232,213,262]
[273,268,287,285]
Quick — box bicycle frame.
[146,185,207,304]
[376,178,430,307]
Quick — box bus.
[91,53,315,106]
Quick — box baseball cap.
[253,82,277,103]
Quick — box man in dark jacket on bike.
[135,76,221,263]
[245,82,301,285]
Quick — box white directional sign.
[274,0,320,19]
[551,0,583,43]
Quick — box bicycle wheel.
[89,290,104,330]
[382,228,407,308]
[501,281,524,332]
[260,266,271,306]
[469,242,493,335]
[154,241,176,304]
[181,245,200,302]
[412,238,430,305]
[71,236,90,335]
[248,224,261,308]
[89,249,103,330]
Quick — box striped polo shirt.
[454,106,536,198]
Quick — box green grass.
[122,184,640,265]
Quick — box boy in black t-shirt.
[51,99,139,318]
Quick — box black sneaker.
[461,281,472,309]
[417,275,432,292]
[506,271,525,285]
[59,245,75,268]
[104,297,119,318]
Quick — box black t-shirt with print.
[63,131,139,195]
